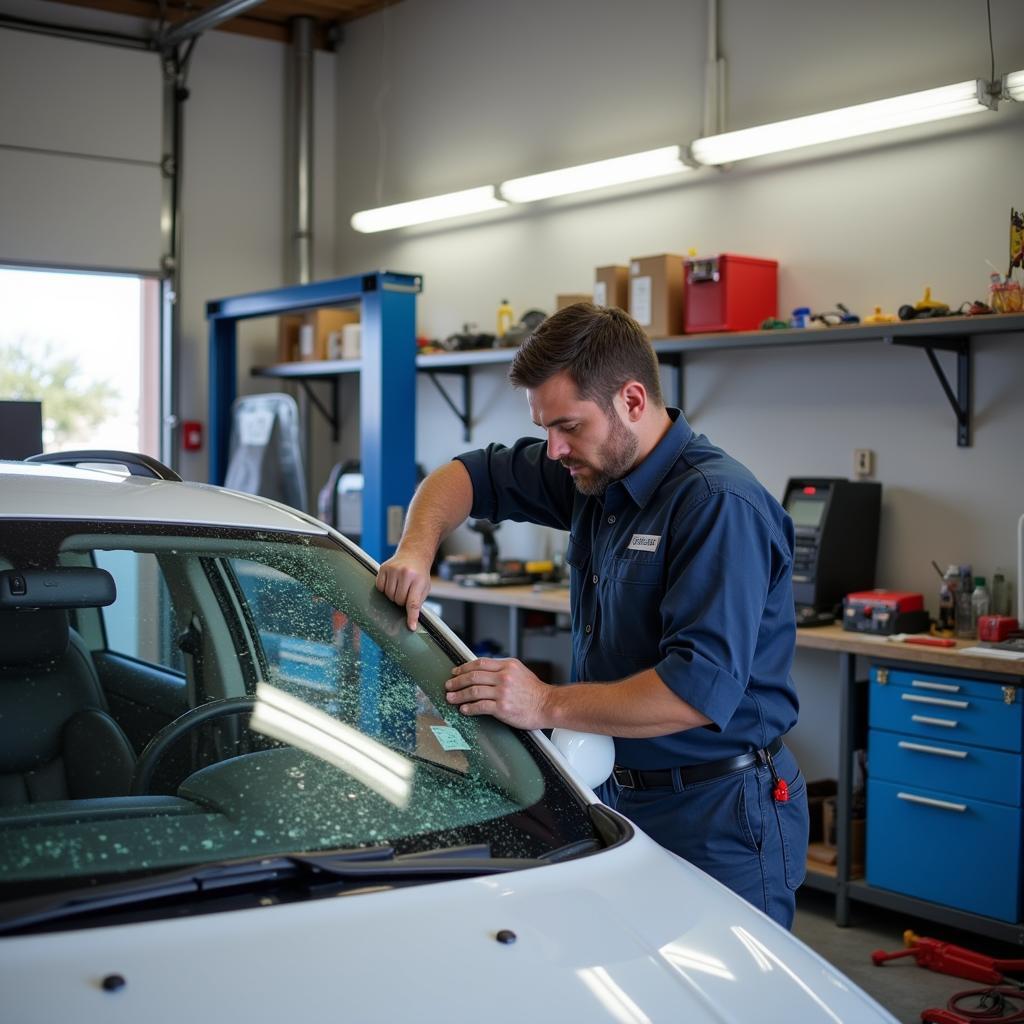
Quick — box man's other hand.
[376,551,432,630]
[446,658,551,730]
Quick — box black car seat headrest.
[0,610,70,668]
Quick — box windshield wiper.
[0,844,538,936]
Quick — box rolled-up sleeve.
[653,489,778,731]
[454,438,575,530]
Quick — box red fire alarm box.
[182,420,203,452]
[684,253,778,333]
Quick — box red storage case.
[684,253,778,333]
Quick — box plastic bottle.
[955,565,974,639]
[791,307,812,328]
[992,572,1009,617]
[497,299,515,338]
[937,564,959,634]
[971,577,990,635]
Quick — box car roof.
[0,460,327,535]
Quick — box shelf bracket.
[423,368,472,442]
[297,378,339,441]
[887,334,971,447]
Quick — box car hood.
[1,829,894,1023]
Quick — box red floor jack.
[872,930,1024,1023]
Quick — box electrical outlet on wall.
[854,449,874,478]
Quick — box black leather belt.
[612,735,785,790]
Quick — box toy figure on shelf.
[898,287,950,320]
[863,306,898,324]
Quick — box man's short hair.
[508,302,664,409]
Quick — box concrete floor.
[794,889,1024,1023]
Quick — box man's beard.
[563,409,639,496]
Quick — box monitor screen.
[786,495,825,528]
[0,401,43,460]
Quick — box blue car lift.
[207,271,422,563]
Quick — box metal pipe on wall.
[288,16,316,506]
[290,15,315,285]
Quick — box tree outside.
[0,268,143,453]
[0,339,119,449]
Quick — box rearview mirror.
[0,568,116,609]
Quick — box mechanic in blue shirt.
[377,302,809,928]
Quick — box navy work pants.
[597,744,809,929]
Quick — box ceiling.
[47,0,402,48]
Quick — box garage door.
[0,27,162,273]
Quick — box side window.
[92,549,184,673]
[229,558,466,772]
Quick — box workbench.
[429,578,1024,944]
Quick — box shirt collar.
[621,408,693,509]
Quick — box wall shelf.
[252,312,1024,447]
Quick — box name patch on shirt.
[627,533,661,553]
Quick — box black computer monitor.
[0,401,44,459]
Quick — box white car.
[0,453,895,1023]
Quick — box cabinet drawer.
[870,678,1023,753]
[872,666,1023,704]
[869,728,1023,806]
[866,778,1022,922]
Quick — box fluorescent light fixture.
[1004,69,1024,100]
[501,146,689,203]
[689,80,992,165]
[350,185,506,233]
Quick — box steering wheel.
[130,696,259,795]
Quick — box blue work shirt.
[455,409,799,769]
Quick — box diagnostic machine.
[782,477,882,626]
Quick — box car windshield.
[0,520,600,898]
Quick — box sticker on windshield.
[431,725,471,751]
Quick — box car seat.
[224,392,307,512]
[0,609,136,805]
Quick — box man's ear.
[619,381,647,422]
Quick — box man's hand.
[446,658,552,730]
[375,550,432,630]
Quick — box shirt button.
[607,515,616,525]
[584,624,592,634]
[592,574,599,584]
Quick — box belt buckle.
[614,766,639,789]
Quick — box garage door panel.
[0,29,161,163]
[0,148,162,272]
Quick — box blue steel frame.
[207,271,422,562]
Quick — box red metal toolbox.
[684,253,778,333]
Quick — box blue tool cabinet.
[866,665,1024,923]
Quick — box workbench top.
[429,579,1024,680]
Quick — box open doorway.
[0,265,160,458]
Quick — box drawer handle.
[911,679,962,693]
[911,714,958,728]
[901,694,969,709]
[897,792,967,813]
[897,740,968,760]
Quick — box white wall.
[331,0,1024,775]
[177,30,337,482]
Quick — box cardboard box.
[628,254,685,337]
[593,265,629,311]
[556,293,592,312]
[278,308,360,363]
